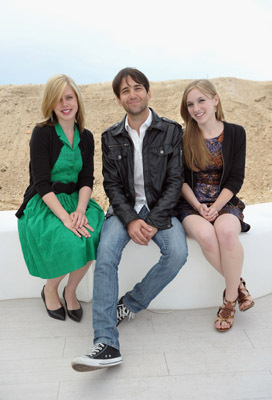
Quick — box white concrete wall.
[0,202,271,309]
[0,211,93,303]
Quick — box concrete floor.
[0,294,272,400]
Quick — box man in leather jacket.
[72,68,188,372]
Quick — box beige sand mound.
[0,77,271,212]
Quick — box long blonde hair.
[40,74,85,133]
[181,79,224,171]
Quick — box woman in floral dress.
[177,79,254,331]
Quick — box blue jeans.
[92,206,188,350]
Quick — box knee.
[167,240,188,271]
[170,220,188,265]
[216,226,237,249]
[197,230,217,252]
[95,236,121,271]
[96,237,112,259]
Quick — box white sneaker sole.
[71,356,123,372]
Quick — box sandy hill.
[0,78,271,212]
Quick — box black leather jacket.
[102,108,184,230]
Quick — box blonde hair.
[40,74,85,132]
[181,79,225,171]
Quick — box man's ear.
[116,96,122,107]
[148,90,151,101]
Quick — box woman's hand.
[62,212,94,238]
[204,206,219,222]
[71,211,94,236]
[70,211,87,229]
[42,191,94,238]
[197,203,209,218]
[197,203,219,222]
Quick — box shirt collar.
[55,122,80,149]
[125,108,152,133]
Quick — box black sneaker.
[71,343,123,372]
[117,296,135,326]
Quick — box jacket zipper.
[108,143,129,148]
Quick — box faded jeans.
[92,206,188,350]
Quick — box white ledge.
[0,202,271,309]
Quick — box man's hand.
[141,224,158,242]
[127,219,158,245]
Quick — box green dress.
[18,123,105,279]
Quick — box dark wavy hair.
[112,67,150,98]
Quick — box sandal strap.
[237,279,255,312]
[215,290,237,331]
[238,278,250,300]
[216,291,237,320]
[217,301,236,320]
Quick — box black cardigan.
[183,121,246,206]
[16,124,95,218]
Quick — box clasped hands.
[198,203,219,222]
[128,219,158,246]
[63,211,94,238]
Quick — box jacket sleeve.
[102,134,139,227]
[29,126,55,198]
[223,125,246,195]
[145,124,184,229]
[78,130,95,190]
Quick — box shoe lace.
[89,343,105,356]
[117,303,135,323]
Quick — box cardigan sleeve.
[222,124,246,195]
[77,129,95,190]
[30,126,55,198]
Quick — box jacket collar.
[111,108,164,136]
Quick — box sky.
[0,0,271,85]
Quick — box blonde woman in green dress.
[16,74,104,322]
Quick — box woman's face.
[186,87,218,125]
[54,84,78,125]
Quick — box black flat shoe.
[63,287,83,322]
[41,286,66,321]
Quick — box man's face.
[117,75,151,116]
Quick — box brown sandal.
[215,290,237,332]
[238,278,255,312]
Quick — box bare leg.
[214,214,243,330]
[182,215,224,275]
[214,214,242,301]
[183,213,248,331]
[44,275,66,310]
[65,261,93,310]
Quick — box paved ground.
[0,294,272,400]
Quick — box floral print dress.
[178,131,250,232]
